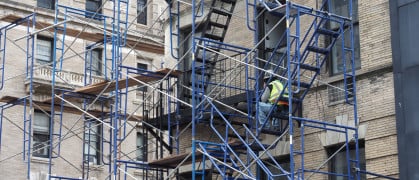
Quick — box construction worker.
[258,69,289,130]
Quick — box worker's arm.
[260,85,271,103]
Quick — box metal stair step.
[260,128,287,136]
[209,21,228,29]
[212,8,232,17]
[195,57,217,65]
[219,0,236,4]
[299,63,320,72]
[307,46,330,54]
[317,28,340,38]
[227,133,247,140]
[291,81,311,89]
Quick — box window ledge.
[81,164,104,171]
[31,157,53,165]
[136,23,148,28]
[323,62,393,85]
[328,98,354,106]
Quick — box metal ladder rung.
[212,8,232,17]
[219,0,236,4]
[209,21,227,29]
[307,46,329,54]
[317,28,340,38]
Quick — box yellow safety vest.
[269,80,289,105]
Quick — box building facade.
[0,0,171,179]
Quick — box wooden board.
[148,151,203,168]
[148,140,241,168]
[0,96,19,103]
[0,95,106,116]
[74,68,181,95]
[0,15,164,54]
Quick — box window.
[36,37,53,65]
[86,48,102,76]
[33,110,50,158]
[137,0,147,25]
[84,120,101,165]
[260,156,290,180]
[137,63,148,93]
[136,132,147,161]
[327,141,366,180]
[37,0,55,10]
[86,0,102,19]
[329,0,360,75]
[327,79,353,104]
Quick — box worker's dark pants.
[272,105,289,128]
[258,102,289,129]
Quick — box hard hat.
[264,69,274,80]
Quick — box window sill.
[328,98,353,106]
[136,23,148,28]
[31,157,53,165]
[324,62,392,85]
[81,164,104,171]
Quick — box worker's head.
[264,69,275,82]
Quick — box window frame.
[33,110,51,158]
[136,63,148,93]
[37,0,55,10]
[327,78,354,105]
[86,48,103,76]
[85,0,103,20]
[327,141,366,180]
[36,37,53,66]
[137,0,148,25]
[328,0,361,76]
[83,120,102,165]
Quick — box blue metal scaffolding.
[164,0,399,179]
[0,0,176,179]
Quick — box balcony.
[25,66,105,93]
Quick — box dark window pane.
[33,110,51,158]
[330,0,358,22]
[136,132,147,161]
[331,25,360,75]
[37,0,55,10]
[86,0,102,19]
[137,63,148,92]
[86,48,102,76]
[137,0,147,25]
[84,121,101,165]
[33,134,50,157]
[328,142,366,180]
[328,0,360,76]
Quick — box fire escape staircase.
[195,2,350,179]
[183,0,237,106]
[256,3,349,136]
